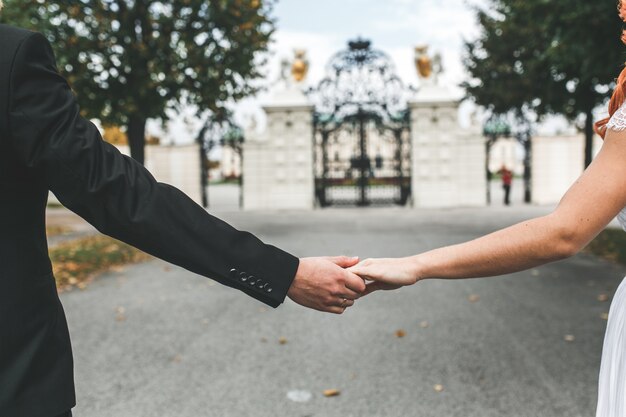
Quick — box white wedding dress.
[596,104,626,417]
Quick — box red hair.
[595,0,626,138]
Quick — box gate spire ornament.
[415,45,433,79]
[291,49,309,83]
[415,45,443,84]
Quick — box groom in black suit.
[0,12,366,417]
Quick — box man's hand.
[287,256,365,314]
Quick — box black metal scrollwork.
[307,37,411,130]
[308,38,412,207]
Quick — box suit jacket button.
[229,269,238,279]
[265,287,273,293]
[248,276,257,285]
[257,281,266,289]
[239,272,248,282]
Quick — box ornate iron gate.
[308,39,412,207]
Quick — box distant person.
[0,5,365,417]
[499,165,513,205]
[349,4,626,416]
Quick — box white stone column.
[409,84,486,208]
[243,84,315,210]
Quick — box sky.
[155,0,496,145]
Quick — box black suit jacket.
[0,25,299,417]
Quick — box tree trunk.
[522,136,532,203]
[128,115,147,165]
[584,108,594,168]
[199,143,209,208]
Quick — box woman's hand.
[349,257,420,295]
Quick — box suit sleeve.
[7,32,299,308]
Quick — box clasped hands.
[287,256,418,314]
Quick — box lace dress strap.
[607,102,626,132]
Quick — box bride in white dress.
[349,4,626,416]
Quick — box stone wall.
[531,135,602,205]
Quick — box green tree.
[1,0,274,164]
[464,0,623,167]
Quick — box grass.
[46,225,73,237]
[50,235,151,291]
[585,228,626,265]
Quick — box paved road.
[58,206,625,417]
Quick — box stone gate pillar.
[242,83,315,210]
[409,84,486,208]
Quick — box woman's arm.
[351,130,626,291]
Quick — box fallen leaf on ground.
[468,294,480,303]
[564,334,575,342]
[323,389,340,397]
[395,329,406,338]
[103,244,120,254]
[420,321,430,328]
[279,337,288,345]
[598,294,610,302]
[531,269,540,277]
[601,312,609,320]
[65,261,80,272]
[115,306,126,322]
[433,384,444,393]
